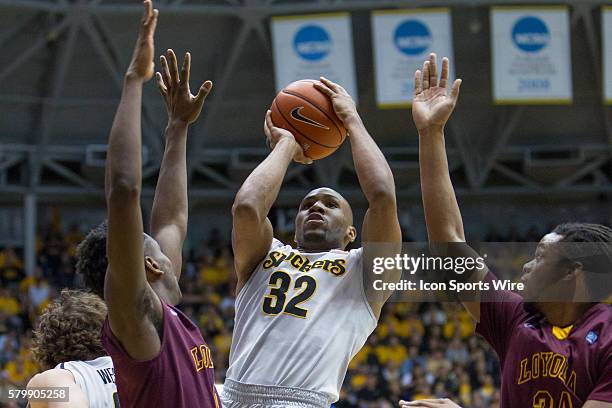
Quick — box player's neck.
[152,281,181,306]
[297,244,344,253]
[537,302,596,327]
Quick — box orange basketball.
[270,79,347,160]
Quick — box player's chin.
[302,228,327,241]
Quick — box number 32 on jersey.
[262,271,317,318]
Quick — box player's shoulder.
[585,303,612,324]
[27,368,76,389]
[582,303,612,347]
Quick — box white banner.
[604,7,612,104]
[271,13,357,102]
[491,6,572,104]
[372,8,454,108]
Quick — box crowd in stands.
[2,217,601,407]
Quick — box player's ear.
[561,260,582,282]
[145,256,164,277]
[346,226,357,243]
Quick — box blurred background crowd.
[4,215,604,408]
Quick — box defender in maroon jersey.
[76,2,218,406]
[400,53,611,408]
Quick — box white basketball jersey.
[227,239,378,403]
[55,356,117,407]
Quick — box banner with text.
[372,8,454,108]
[491,6,572,104]
[271,13,358,101]
[604,7,612,104]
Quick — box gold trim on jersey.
[551,325,573,340]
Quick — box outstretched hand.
[399,398,463,408]
[412,53,461,132]
[264,110,312,165]
[126,0,158,82]
[313,77,360,126]
[156,49,212,126]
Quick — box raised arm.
[105,0,162,359]
[412,54,484,320]
[232,111,311,294]
[413,54,464,244]
[314,78,401,317]
[150,49,212,280]
[314,77,401,245]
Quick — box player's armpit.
[106,282,162,361]
[583,401,612,407]
[27,369,89,408]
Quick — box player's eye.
[327,200,339,208]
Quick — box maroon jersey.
[101,300,220,408]
[476,279,612,408]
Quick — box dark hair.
[76,221,108,298]
[552,222,612,300]
[32,289,107,370]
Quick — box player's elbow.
[368,187,397,210]
[232,196,264,223]
[429,228,465,244]
[107,176,141,202]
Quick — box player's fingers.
[263,121,271,141]
[450,78,462,101]
[414,69,422,96]
[141,0,152,24]
[160,55,171,89]
[147,9,159,33]
[167,49,180,85]
[180,52,191,88]
[194,80,212,106]
[265,109,277,133]
[429,53,438,87]
[320,76,340,92]
[422,61,430,90]
[440,57,449,89]
[155,72,167,95]
[313,81,334,97]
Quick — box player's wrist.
[418,124,445,137]
[124,71,148,84]
[166,117,190,130]
[276,136,301,155]
[341,112,363,130]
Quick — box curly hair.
[32,289,107,370]
[76,221,108,298]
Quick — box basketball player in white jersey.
[223,77,401,407]
[27,290,117,407]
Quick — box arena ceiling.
[0,0,610,204]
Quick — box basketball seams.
[281,88,345,144]
[273,99,338,150]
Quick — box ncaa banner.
[271,13,358,102]
[372,8,454,108]
[491,6,572,104]
[604,7,612,104]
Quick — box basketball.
[270,79,347,160]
